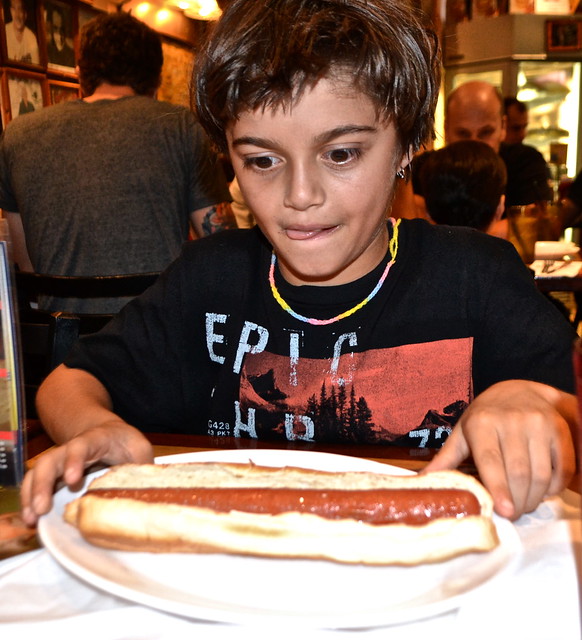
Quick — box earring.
[396,168,406,179]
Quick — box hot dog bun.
[64,462,499,565]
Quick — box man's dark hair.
[504,96,527,115]
[420,140,507,232]
[193,0,441,155]
[78,12,163,97]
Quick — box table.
[0,435,580,639]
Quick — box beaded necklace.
[269,218,401,326]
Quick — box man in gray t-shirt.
[0,12,233,313]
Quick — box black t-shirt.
[65,220,576,449]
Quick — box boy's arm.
[20,365,153,526]
[424,379,578,520]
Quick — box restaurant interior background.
[0,0,219,125]
[0,0,581,179]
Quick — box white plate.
[38,449,521,629]
[534,241,580,260]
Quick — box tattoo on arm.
[201,202,237,236]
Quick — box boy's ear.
[398,146,414,174]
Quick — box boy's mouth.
[285,226,338,241]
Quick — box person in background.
[229,176,255,229]
[0,11,234,313]
[4,0,39,63]
[419,140,506,234]
[558,170,582,228]
[20,0,577,528]
[503,96,529,145]
[445,81,552,207]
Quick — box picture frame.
[47,77,78,104]
[0,0,44,68]
[546,19,582,52]
[43,0,76,72]
[3,68,46,121]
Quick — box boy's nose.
[283,165,325,211]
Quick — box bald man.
[445,81,506,152]
[445,81,551,207]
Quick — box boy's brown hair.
[193,0,441,157]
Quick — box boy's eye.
[245,156,280,170]
[326,148,361,164]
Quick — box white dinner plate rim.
[38,448,522,629]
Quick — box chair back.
[15,271,160,418]
[15,271,160,299]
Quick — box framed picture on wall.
[43,0,76,71]
[1,0,43,67]
[546,19,582,52]
[3,68,45,121]
[47,78,78,104]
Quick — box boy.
[22,0,577,525]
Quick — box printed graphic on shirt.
[230,337,473,447]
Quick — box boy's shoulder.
[398,217,523,275]
[400,217,514,255]
[182,227,267,264]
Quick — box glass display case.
[444,14,582,178]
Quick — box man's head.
[77,12,163,97]
[9,0,26,32]
[504,97,528,145]
[193,0,441,157]
[445,81,506,152]
[419,140,507,232]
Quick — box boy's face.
[227,78,407,286]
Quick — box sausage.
[65,462,499,563]
[88,486,481,525]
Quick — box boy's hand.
[20,420,153,527]
[424,380,577,520]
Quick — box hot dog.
[64,462,499,565]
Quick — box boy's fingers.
[422,426,469,472]
[423,425,517,519]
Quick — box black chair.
[14,271,160,418]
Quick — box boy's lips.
[284,225,338,241]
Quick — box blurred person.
[0,12,234,313]
[558,170,582,228]
[504,96,529,145]
[20,0,578,529]
[419,140,506,233]
[229,176,255,228]
[445,81,552,207]
[4,0,39,63]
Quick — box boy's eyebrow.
[231,125,378,149]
